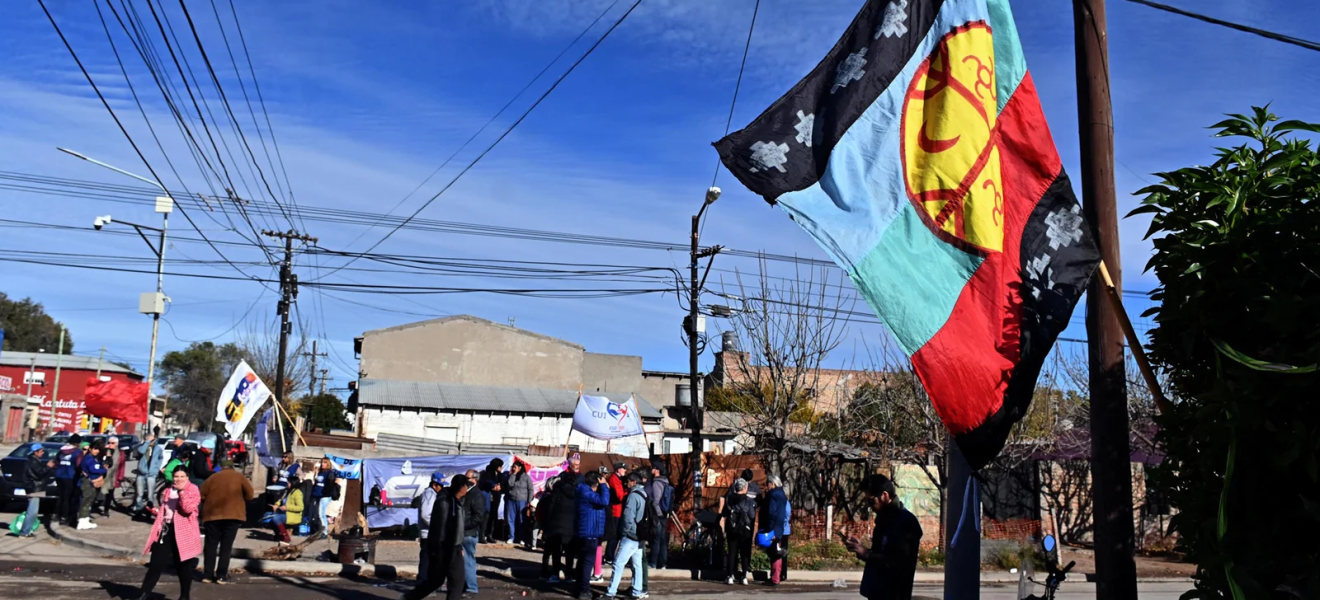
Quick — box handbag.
[755,531,774,548]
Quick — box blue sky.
[1,0,1316,393]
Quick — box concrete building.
[353,315,737,456]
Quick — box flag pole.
[1097,261,1171,414]
[272,396,308,447]
[563,384,583,459]
[272,403,288,456]
[1074,0,1138,597]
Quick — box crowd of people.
[19,439,924,600]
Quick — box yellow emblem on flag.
[901,22,1004,254]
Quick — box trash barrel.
[337,535,376,564]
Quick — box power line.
[712,0,760,188]
[333,0,646,275]
[338,0,626,252]
[1122,0,1320,53]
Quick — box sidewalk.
[48,510,1193,583]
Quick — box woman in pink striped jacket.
[137,466,203,600]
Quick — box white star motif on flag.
[749,141,790,173]
[1025,253,1055,299]
[1044,204,1085,250]
[876,0,909,39]
[794,111,815,147]
[832,47,868,94]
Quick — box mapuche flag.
[715,0,1099,469]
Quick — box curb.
[47,522,136,558]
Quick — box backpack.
[632,489,659,541]
[728,497,754,536]
[659,482,674,516]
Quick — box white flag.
[571,394,645,440]
[216,360,273,438]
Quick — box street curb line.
[47,522,136,558]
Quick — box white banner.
[215,360,273,438]
[571,394,645,440]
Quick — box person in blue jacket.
[54,434,83,527]
[574,470,610,600]
[757,475,789,585]
[76,440,108,530]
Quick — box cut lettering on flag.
[715,0,1099,469]
[571,394,646,441]
[215,360,273,439]
[83,377,149,424]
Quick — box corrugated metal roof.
[359,378,662,419]
[0,351,140,377]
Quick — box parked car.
[0,443,63,506]
[224,439,250,465]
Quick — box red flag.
[84,377,150,424]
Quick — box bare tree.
[236,319,312,414]
[709,258,854,486]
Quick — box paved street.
[0,556,1191,600]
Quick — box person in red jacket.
[602,461,628,570]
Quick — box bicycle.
[1018,535,1074,600]
[680,509,725,571]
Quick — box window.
[502,437,533,446]
[424,426,458,442]
[662,440,673,454]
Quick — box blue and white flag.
[325,454,362,480]
[571,394,644,441]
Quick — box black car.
[0,442,63,506]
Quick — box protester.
[271,451,300,487]
[645,463,672,570]
[189,447,214,487]
[265,474,304,544]
[478,459,505,544]
[605,472,649,599]
[163,445,192,488]
[310,457,334,533]
[401,473,470,600]
[504,461,535,548]
[574,471,611,600]
[417,472,446,582]
[717,468,760,517]
[603,462,627,568]
[540,475,578,582]
[77,440,108,530]
[566,454,584,484]
[54,433,82,526]
[18,444,55,538]
[758,475,789,585]
[138,466,202,600]
[200,458,254,585]
[842,474,922,600]
[722,478,755,585]
[133,434,163,513]
[781,495,793,582]
[462,469,486,595]
[98,436,124,518]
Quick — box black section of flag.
[956,171,1100,470]
[713,0,944,204]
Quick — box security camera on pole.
[63,147,171,434]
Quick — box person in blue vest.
[77,440,108,530]
[54,434,83,527]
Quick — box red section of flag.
[84,377,150,424]
[912,73,1061,435]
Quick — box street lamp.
[687,186,722,498]
[60,147,171,432]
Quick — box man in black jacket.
[19,444,56,537]
[403,474,470,600]
[462,469,487,595]
[843,474,922,600]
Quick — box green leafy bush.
[1133,108,1320,599]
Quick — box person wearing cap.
[842,474,923,600]
[200,457,254,584]
[417,471,447,582]
[402,473,471,600]
[77,440,108,530]
[98,436,123,519]
[18,443,56,537]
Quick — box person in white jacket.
[417,472,446,582]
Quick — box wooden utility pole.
[1073,1,1138,599]
[304,340,327,397]
[263,229,317,429]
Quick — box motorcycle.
[1018,534,1075,600]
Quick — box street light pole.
[61,147,171,431]
[687,186,721,504]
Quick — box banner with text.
[571,394,645,441]
[362,454,511,528]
